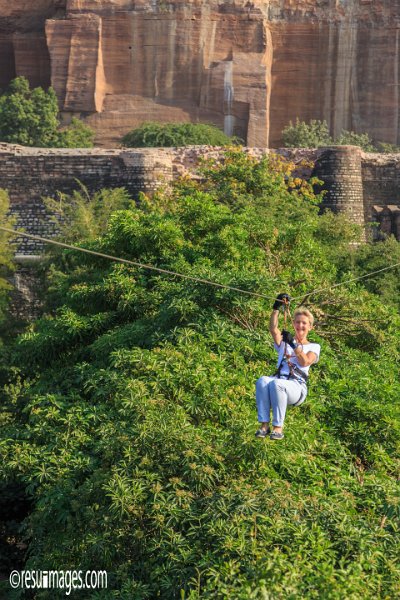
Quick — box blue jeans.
[256,376,307,427]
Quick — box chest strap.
[275,346,308,384]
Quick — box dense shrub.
[121,122,238,147]
[0,77,94,148]
[281,119,333,148]
[375,141,400,153]
[349,236,400,311]
[335,130,375,152]
[0,150,399,598]
[44,185,133,245]
[282,118,399,153]
[55,117,95,149]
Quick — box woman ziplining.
[255,293,321,441]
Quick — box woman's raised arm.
[269,306,283,346]
[269,293,290,346]
[269,309,282,346]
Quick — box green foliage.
[0,77,94,148]
[0,151,399,598]
[350,236,400,311]
[44,184,133,245]
[0,190,16,326]
[122,122,239,148]
[0,77,59,147]
[375,141,400,154]
[55,117,95,149]
[282,119,398,153]
[281,119,333,148]
[335,130,375,152]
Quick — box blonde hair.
[293,307,314,327]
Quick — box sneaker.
[269,431,284,440]
[255,427,270,438]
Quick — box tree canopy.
[0,150,399,598]
[0,77,94,148]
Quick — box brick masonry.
[1,143,399,257]
[2,143,399,319]
[312,146,366,239]
[360,154,400,239]
[0,144,174,253]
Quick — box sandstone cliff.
[0,0,65,90]
[1,0,399,147]
[268,0,400,145]
[46,0,272,146]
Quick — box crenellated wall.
[3,142,399,319]
[0,143,399,257]
[0,144,173,253]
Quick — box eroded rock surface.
[268,0,400,145]
[1,0,399,147]
[46,0,272,146]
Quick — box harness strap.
[276,300,308,384]
[274,357,308,384]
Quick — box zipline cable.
[0,226,278,301]
[1,225,400,305]
[290,261,400,301]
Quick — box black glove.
[282,329,298,349]
[272,293,291,311]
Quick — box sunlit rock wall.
[0,1,399,147]
[45,0,272,146]
[0,0,65,88]
[268,0,400,146]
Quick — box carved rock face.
[0,1,66,32]
[268,0,400,146]
[0,0,65,89]
[1,0,399,147]
[46,0,272,146]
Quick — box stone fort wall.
[1,143,399,257]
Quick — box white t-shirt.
[274,340,321,381]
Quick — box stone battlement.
[1,144,399,255]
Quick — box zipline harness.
[274,297,309,385]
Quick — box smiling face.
[293,313,312,342]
